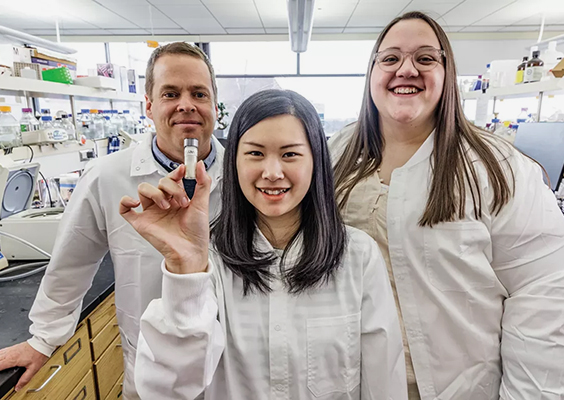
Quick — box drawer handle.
[72,385,87,400]
[27,365,62,393]
[116,344,122,348]
[64,338,82,365]
[113,323,119,327]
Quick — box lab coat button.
[276,384,284,391]
[136,166,140,171]
[141,159,145,163]
[274,325,281,331]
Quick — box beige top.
[372,183,421,399]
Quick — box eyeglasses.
[373,47,445,72]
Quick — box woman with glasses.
[120,90,408,399]
[329,11,564,400]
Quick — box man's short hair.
[145,42,218,103]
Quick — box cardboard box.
[12,46,32,63]
[127,69,137,93]
[30,49,77,78]
[551,58,564,78]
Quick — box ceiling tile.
[314,2,357,27]
[347,3,411,27]
[156,5,215,19]
[107,29,152,34]
[441,0,516,26]
[21,29,59,35]
[459,25,506,32]
[343,26,382,33]
[148,28,189,34]
[265,27,289,34]
[60,29,114,35]
[205,3,263,28]
[225,28,266,34]
[173,19,226,34]
[254,0,288,27]
[147,0,202,4]
[312,27,345,33]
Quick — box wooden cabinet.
[103,374,123,400]
[63,370,96,400]
[1,291,123,400]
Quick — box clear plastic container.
[52,118,69,142]
[122,110,136,135]
[20,107,40,133]
[41,109,51,118]
[103,116,117,137]
[91,109,105,140]
[78,109,92,139]
[61,114,76,140]
[0,106,23,149]
[138,116,147,134]
[516,108,529,123]
[110,110,124,133]
[40,116,54,130]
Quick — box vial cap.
[184,138,198,148]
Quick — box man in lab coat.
[0,42,224,399]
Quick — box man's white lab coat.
[27,132,224,399]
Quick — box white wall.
[450,39,563,76]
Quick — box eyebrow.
[242,141,306,149]
[380,45,437,51]
[159,84,210,92]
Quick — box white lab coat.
[135,227,408,400]
[328,124,564,400]
[27,132,224,399]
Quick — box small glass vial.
[184,138,198,179]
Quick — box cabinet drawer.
[88,293,116,338]
[8,324,91,400]
[94,335,124,400]
[91,315,120,361]
[104,374,123,400]
[64,370,96,400]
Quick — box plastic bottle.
[515,56,528,84]
[491,118,501,133]
[110,110,123,133]
[20,107,40,133]
[482,64,491,93]
[139,116,148,134]
[103,116,117,138]
[90,110,105,140]
[122,110,135,135]
[52,118,69,142]
[472,75,482,91]
[77,109,92,139]
[0,106,23,149]
[40,116,54,130]
[41,109,51,118]
[524,50,544,83]
[516,108,529,123]
[61,114,76,140]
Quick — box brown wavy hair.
[333,11,514,226]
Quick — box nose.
[396,54,419,78]
[261,157,284,181]
[177,93,196,113]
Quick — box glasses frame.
[373,47,446,72]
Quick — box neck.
[380,117,435,149]
[156,136,212,164]
[257,211,300,250]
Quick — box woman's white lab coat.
[134,227,408,400]
[328,124,564,400]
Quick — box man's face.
[146,54,217,162]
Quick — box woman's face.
[370,19,445,129]
[236,114,314,228]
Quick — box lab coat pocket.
[307,313,361,397]
[424,221,494,292]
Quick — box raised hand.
[119,161,211,274]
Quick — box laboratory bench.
[0,254,124,400]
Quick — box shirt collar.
[152,135,217,172]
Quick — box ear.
[145,94,153,120]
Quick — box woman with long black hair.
[120,89,407,399]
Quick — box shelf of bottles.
[461,79,564,100]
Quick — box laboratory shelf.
[461,78,564,100]
[0,76,144,102]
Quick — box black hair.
[210,89,347,295]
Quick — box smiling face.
[146,54,217,163]
[236,114,314,229]
[370,19,445,130]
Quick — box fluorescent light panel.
[287,0,316,53]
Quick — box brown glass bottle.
[515,56,528,84]
[524,51,544,83]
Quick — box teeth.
[394,87,419,94]
[259,188,289,195]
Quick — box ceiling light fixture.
[287,0,316,53]
[0,25,76,55]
